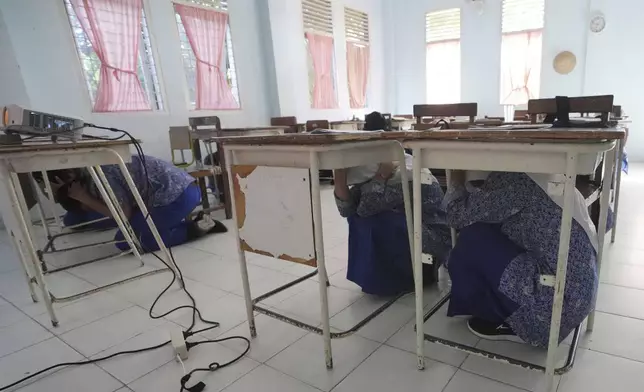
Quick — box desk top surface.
[216,127,625,146]
[0,139,133,154]
[191,126,287,140]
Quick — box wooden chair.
[382,113,393,131]
[413,103,478,130]
[169,126,195,168]
[271,116,299,134]
[306,120,330,131]
[527,95,614,125]
[188,115,231,219]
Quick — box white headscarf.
[464,171,599,253]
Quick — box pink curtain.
[347,43,369,108]
[425,40,461,104]
[175,3,239,110]
[70,0,151,112]
[306,32,338,109]
[500,30,543,105]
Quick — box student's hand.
[375,162,396,181]
[67,181,89,202]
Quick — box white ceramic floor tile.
[443,370,526,392]
[599,261,644,290]
[92,322,177,384]
[14,364,123,392]
[0,318,53,358]
[332,345,456,392]
[68,255,165,288]
[271,284,363,326]
[222,364,320,392]
[353,303,415,343]
[385,309,474,368]
[330,295,413,343]
[460,339,569,391]
[267,333,379,391]
[218,314,308,363]
[170,293,249,338]
[107,271,179,309]
[33,292,132,334]
[579,311,644,362]
[129,339,259,392]
[0,338,83,391]
[148,278,228,318]
[594,284,644,320]
[59,306,165,356]
[0,301,27,328]
[558,349,644,392]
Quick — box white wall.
[584,0,644,159]
[267,0,388,121]
[386,0,592,117]
[0,0,275,160]
[0,10,30,110]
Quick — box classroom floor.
[1,165,644,392]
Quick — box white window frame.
[425,8,461,104]
[174,0,240,110]
[63,0,164,111]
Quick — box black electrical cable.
[0,123,249,392]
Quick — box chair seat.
[184,164,222,178]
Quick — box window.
[302,0,338,109]
[345,7,369,109]
[425,8,461,104]
[64,0,163,112]
[174,0,240,110]
[500,0,544,105]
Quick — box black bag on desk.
[544,96,616,128]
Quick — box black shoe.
[467,318,524,343]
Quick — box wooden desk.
[218,134,409,370]
[0,139,177,327]
[402,128,624,392]
[329,120,365,131]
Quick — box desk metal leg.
[445,170,457,247]
[611,140,624,244]
[588,146,617,331]
[5,168,58,326]
[113,160,179,281]
[29,174,52,241]
[224,148,256,338]
[544,153,577,392]
[87,167,142,263]
[397,147,414,272]
[9,231,38,303]
[412,147,425,370]
[41,170,62,230]
[310,151,333,369]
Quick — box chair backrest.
[527,95,614,124]
[413,103,478,125]
[306,119,330,132]
[169,126,193,150]
[514,109,529,121]
[612,105,622,118]
[382,113,393,131]
[271,116,299,134]
[188,115,222,132]
[168,126,195,167]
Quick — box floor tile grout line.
[598,281,644,292]
[449,367,534,392]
